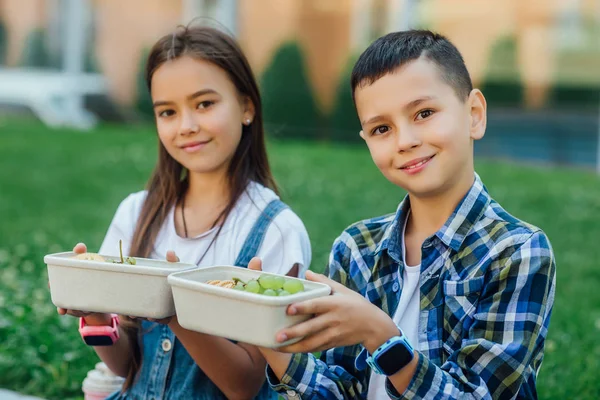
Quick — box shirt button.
[392,282,399,292]
[162,338,172,352]
[286,390,300,399]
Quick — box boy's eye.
[372,125,390,135]
[197,100,214,110]
[158,109,175,118]
[416,109,434,120]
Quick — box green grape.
[233,282,245,291]
[272,276,285,290]
[278,290,291,296]
[283,279,304,294]
[245,280,260,293]
[258,275,275,290]
[263,289,277,296]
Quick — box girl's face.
[151,56,255,175]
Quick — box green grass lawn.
[0,119,599,399]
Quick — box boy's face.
[355,57,486,199]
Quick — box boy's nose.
[396,128,421,152]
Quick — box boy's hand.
[274,271,399,354]
[247,257,294,380]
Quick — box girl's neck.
[406,170,475,240]
[184,168,230,209]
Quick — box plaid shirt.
[268,174,556,399]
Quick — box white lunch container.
[45,252,197,319]
[167,266,332,348]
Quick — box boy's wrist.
[363,310,400,354]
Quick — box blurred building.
[1,0,599,167]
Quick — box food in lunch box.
[205,274,305,296]
[73,253,106,262]
[72,240,136,265]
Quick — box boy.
[254,30,556,399]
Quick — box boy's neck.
[406,172,476,240]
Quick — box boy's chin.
[388,173,447,199]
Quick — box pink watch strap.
[79,314,120,346]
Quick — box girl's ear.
[242,96,256,125]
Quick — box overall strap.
[234,199,289,268]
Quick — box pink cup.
[82,363,124,400]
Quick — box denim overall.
[107,200,287,399]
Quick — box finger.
[69,310,89,318]
[276,331,333,354]
[166,250,179,263]
[287,296,338,316]
[305,271,348,294]
[248,257,263,272]
[73,243,87,254]
[57,307,67,315]
[276,314,332,343]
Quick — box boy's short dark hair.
[351,30,473,101]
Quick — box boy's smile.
[355,57,486,199]
[398,154,436,174]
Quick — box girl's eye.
[158,109,175,118]
[416,109,434,120]
[371,125,390,136]
[197,101,214,110]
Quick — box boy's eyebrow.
[361,96,437,125]
[152,89,218,108]
[361,115,385,126]
[403,96,436,111]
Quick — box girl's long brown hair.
[120,24,278,390]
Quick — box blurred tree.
[480,36,524,107]
[135,48,154,119]
[20,29,54,68]
[0,21,6,65]
[330,57,361,142]
[261,42,323,139]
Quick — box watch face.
[377,341,414,375]
[84,335,114,346]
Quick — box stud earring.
[245,118,251,125]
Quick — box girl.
[57,25,311,400]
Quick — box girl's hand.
[54,243,112,325]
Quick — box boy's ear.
[468,89,487,141]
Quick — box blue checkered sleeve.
[267,235,370,399]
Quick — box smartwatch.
[79,314,120,346]
[366,330,414,376]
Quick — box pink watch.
[79,314,120,346]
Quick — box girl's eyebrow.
[153,89,218,108]
[187,88,218,100]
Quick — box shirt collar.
[376,173,490,258]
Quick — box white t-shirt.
[368,213,420,400]
[98,182,311,277]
